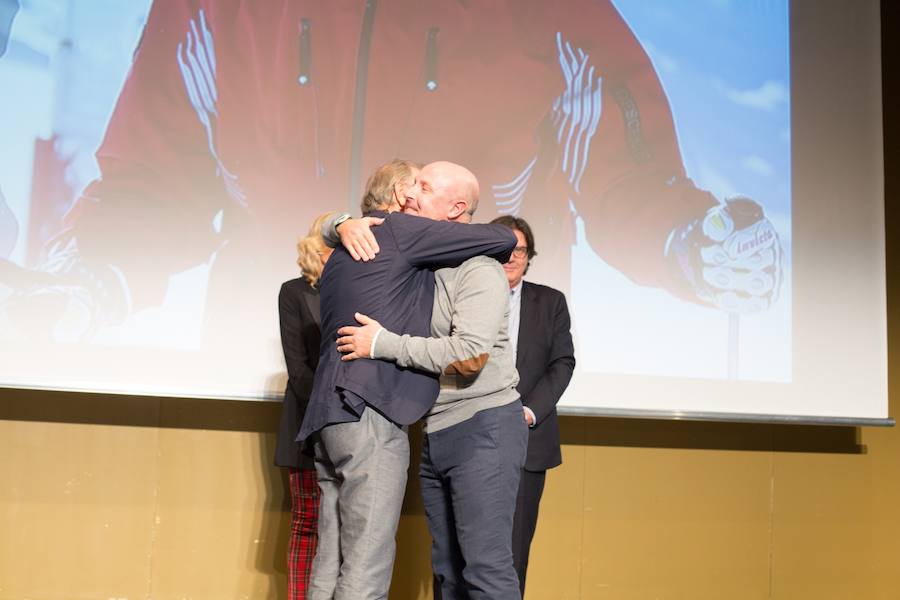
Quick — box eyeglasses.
[511,246,529,258]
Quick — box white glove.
[666,196,783,314]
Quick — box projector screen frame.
[0,382,893,427]
[0,0,891,425]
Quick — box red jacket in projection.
[54,0,768,336]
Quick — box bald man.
[336,161,527,599]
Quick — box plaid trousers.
[288,467,321,600]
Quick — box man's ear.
[447,199,468,221]
[393,183,407,209]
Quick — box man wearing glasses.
[491,215,576,597]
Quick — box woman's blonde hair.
[360,159,420,215]
[297,211,338,287]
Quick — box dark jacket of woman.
[275,277,321,468]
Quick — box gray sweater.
[373,255,520,433]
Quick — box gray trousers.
[421,400,528,600]
[308,406,410,600]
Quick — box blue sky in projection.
[565,0,792,382]
[613,0,791,225]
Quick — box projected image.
[0,0,790,398]
[570,0,791,384]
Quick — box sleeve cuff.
[322,213,350,248]
[371,328,402,360]
[369,327,385,358]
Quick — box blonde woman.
[274,211,336,600]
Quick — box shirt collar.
[510,280,524,298]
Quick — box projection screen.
[0,0,889,424]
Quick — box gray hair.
[360,159,420,214]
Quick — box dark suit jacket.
[274,277,322,468]
[516,281,575,471]
[298,211,516,440]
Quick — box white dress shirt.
[508,281,535,427]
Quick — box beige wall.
[4,6,900,600]
[1,358,899,600]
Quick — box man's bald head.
[404,161,480,223]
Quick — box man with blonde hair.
[298,159,515,600]
[358,159,419,215]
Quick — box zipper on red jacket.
[297,17,324,178]
[297,18,311,86]
[425,27,439,91]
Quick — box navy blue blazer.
[516,281,576,471]
[297,211,516,440]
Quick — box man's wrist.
[369,327,385,358]
[332,212,352,237]
[371,328,401,361]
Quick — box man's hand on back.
[337,312,383,360]
[338,217,383,261]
